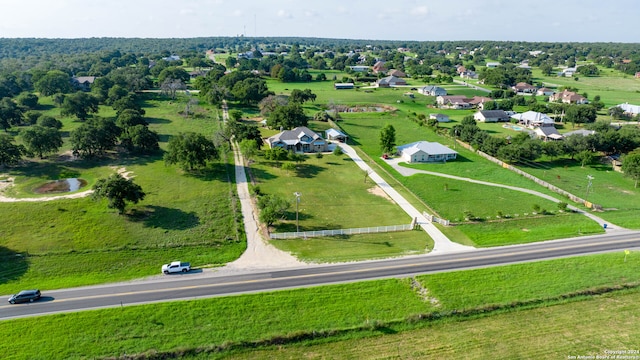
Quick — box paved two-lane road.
[2,230,639,320]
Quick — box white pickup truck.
[161,261,191,274]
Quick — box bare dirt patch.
[368,186,394,203]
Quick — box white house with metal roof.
[511,111,555,128]
[397,141,458,163]
[617,103,640,116]
[266,127,328,153]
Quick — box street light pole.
[294,192,301,233]
[585,175,594,203]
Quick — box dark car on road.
[8,289,41,304]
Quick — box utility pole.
[294,192,301,233]
[585,175,594,203]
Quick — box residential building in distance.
[397,141,458,163]
[616,103,640,116]
[266,126,328,153]
[418,86,447,96]
[376,75,406,87]
[474,110,511,122]
[550,89,588,104]
[511,111,555,128]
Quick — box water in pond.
[34,178,88,194]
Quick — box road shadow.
[0,247,29,285]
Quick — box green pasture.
[401,173,562,221]
[0,94,241,293]
[250,150,432,260]
[271,230,431,262]
[454,213,603,247]
[252,153,413,232]
[421,250,640,310]
[531,68,640,107]
[234,289,640,360]
[517,158,640,228]
[2,251,639,359]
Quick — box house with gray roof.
[474,110,510,122]
[397,141,457,163]
[418,86,447,96]
[534,126,563,141]
[376,75,406,87]
[266,127,328,153]
[325,128,348,142]
[72,76,96,91]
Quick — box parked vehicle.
[161,261,191,274]
[8,289,41,304]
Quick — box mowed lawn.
[333,110,603,244]
[518,158,640,229]
[0,93,243,294]
[250,152,432,260]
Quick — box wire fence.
[270,224,414,239]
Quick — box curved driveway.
[337,143,473,253]
[384,157,622,232]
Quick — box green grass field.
[250,150,433,260]
[230,289,640,360]
[530,68,640,107]
[2,251,639,359]
[517,158,640,228]
[0,93,243,294]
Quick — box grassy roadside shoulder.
[2,251,639,359]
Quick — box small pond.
[34,178,88,194]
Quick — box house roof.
[325,128,347,138]
[268,126,323,145]
[73,76,96,84]
[420,85,445,93]
[537,87,554,93]
[535,126,562,139]
[397,141,458,157]
[564,129,596,137]
[468,96,493,105]
[478,110,509,118]
[377,75,405,85]
[618,103,640,114]
[388,69,406,77]
[511,111,554,124]
[513,82,536,90]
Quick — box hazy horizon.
[1,0,638,43]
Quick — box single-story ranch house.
[397,141,458,163]
[266,126,328,153]
[617,103,640,116]
[474,110,511,122]
[418,85,447,96]
[511,111,555,128]
[376,75,407,87]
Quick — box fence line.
[422,212,450,226]
[454,139,601,210]
[270,224,414,239]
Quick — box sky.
[0,0,638,43]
